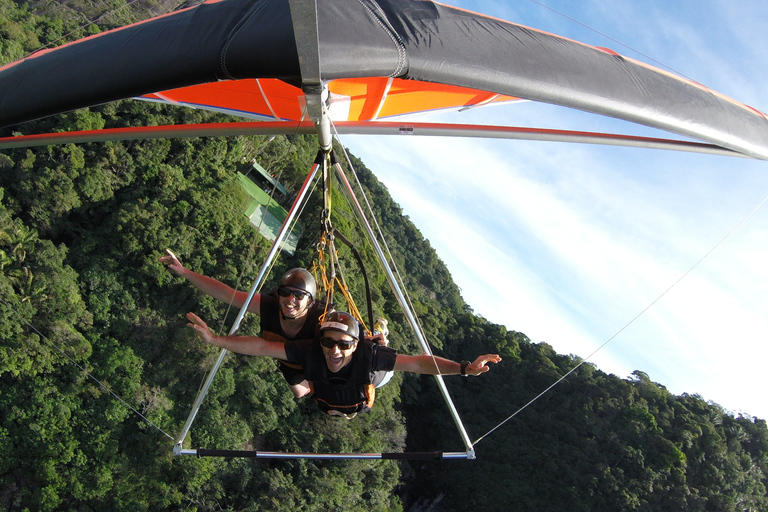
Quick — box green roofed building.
[249,160,288,196]
[237,171,301,255]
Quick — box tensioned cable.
[254,115,323,286]
[330,125,444,375]
[330,151,443,374]
[187,122,313,403]
[24,0,144,58]
[329,124,477,454]
[473,190,768,445]
[183,145,285,399]
[215,130,302,335]
[327,130,412,314]
[334,158,430,352]
[327,90,768,447]
[329,123,424,321]
[0,295,175,441]
[526,0,694,81]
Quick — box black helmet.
[320,311,361,341]
[278,268,316,300]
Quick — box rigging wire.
[10,0,764,454]
[313,154,375,329]
[329,126,477,454]
[473,190,768,445]
[330,125,445,376]
[187,125,312,402]
[525,0,694,81]
[215,130,302,335]
[24,0,145,58]
[0,295,175,441]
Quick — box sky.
[338,0,768,421]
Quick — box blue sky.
[339,0,768,420]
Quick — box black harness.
[304,340,378,416]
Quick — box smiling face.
[320,331,358,373]
[277,286,312,320]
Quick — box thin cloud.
[342,0,768,420]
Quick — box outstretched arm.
[160,249,261,314]
[393,353,501,376]
[186,312,286,359]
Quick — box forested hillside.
[1,1,768,511]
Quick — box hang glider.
[2,0,767,459]
[0,0,766,158]
[174,149,483,459]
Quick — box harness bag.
[305,340,378,416]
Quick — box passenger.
[160,249,324,397]
[186,310,501,419]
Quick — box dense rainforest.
[1,1,768,511]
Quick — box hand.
[159,248,185,275]
[186,312,216,345]
[467,354,502,376]
[365,333,388,346]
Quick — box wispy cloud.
[341,0,768,419]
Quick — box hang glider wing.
[141,77,519,122]
[0,0,766,158]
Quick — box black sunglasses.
[320,336,356,350]
[277,286,311,300]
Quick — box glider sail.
[141,78,520,123]
[2,0,767,458]
[0,0,766,159]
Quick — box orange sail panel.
[327,78,519,121]
[143,79,307,121]
[142,78,519,122]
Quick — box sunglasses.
[277,286,311,300]
[320,336,356,350]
